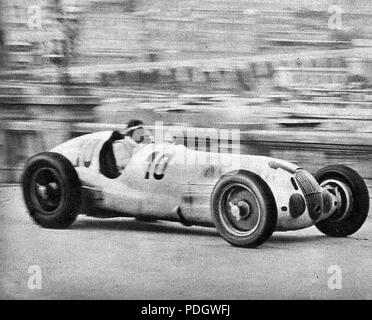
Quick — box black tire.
[22,152,81,228]
[211,171,277,248]
[314,165,369,237]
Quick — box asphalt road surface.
[1,185,371,300]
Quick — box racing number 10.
[145,151,174,180]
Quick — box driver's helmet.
[126,119,152,143]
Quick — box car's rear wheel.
[22,152,81,228]
[211,171,277,248]
[314,165,369,237]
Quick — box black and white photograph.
[0,0,371,304]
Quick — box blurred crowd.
[1,0,372,69]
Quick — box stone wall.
[0,83,100,182]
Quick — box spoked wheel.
[22,152,81,228]
[211,171,277,248]
[314,165,369,237]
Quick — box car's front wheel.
[211,171,277,248]
[22,152,81,228]
[314,165,369,237]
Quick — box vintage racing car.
[21,124,370,248]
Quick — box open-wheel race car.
[21,123,370,248]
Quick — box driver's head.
[126,119,143,134]
[126,119,148,143]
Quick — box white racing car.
[21,123,370,248]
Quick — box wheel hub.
[229,201,251,221]
[31,168,63,214]
[320,179,353,222]
[219,184,261,236]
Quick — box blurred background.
[0,0,371,200]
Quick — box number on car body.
[145,151,174,180]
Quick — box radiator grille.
[295,170,323,221]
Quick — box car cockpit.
[99,123,153,178]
